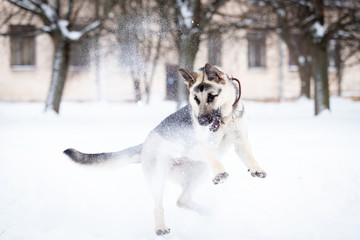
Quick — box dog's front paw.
[212,172,229,184]
[155,227,170,236]
[248,168,267,178]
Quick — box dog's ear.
[204,63,225,84]
[178,69,198,88]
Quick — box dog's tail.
[63,144,142,165]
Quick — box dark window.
[165,65,178,101]
[70,37,90,68]
[247,32,266,68]
[288,35,302,70]
[9,25,36,67]
[208,33,222,66]
[288,50,298,68]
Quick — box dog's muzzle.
[198,111,222,132]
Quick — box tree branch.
[54,0,60,16]
[66,0,73,21]
[7,0,41,15]
[0,7,22,26]
[76,20,102,40]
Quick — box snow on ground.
[0,98,360,240]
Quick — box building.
[0,3,359,104]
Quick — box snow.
[58,19,100,42]
[42,25,53,33]
[337,30,353,38]
[58,20,82,41]
[176,0,193,29]
[276,8,285,17]
[298,55,305,65]
[1,98,360,239]
[41,3,57,23]
[311,21,327,39]
[244,18,254,25]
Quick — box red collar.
[221,77,241,125]
[231,77,241,107]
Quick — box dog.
[64,63,266,236]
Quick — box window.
[70,37,91,69]
[247,32,266,68]
[288,35,302,71]
[165,64,178,101]
[9,25,36,68]
[208,33,222,66]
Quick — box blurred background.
[1,1,360,239]
[0,0,359,115]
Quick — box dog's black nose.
[198,115,213,126]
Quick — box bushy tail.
[63,144,142,165]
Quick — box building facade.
[0,6,359,103]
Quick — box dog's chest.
[195,122,236,148]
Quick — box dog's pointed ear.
[204,63,219,80]
[179,68,198,88]
[204,63,225,84]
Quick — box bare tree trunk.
[94,0,102,101]
[94,29,102,101]
[310,0,330,116]
[298,36,312,99]
[336,64,343,97]
[131,71,142,102]
[177,34,200,108]
[335,41,343,96]
[298,65,311,98]
[144,33,163,104]
[144,72,151,104]
[45,36,71,113]
[280,31,312,99]
[310,41,330,115]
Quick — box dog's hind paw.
[155,227,170,236]
[248,169,267,178]
[212,172,229,185]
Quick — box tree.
[109,0,165,103]
[230,0,360,115]
[4,0,117,113]
[157,0,228,107]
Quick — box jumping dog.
[64,63,266,236]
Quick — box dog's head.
[178,63,236,132]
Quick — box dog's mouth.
[209,118,221,132]
[198,112,222,132]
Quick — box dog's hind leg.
[171,160,209,215]
[153,186,170,235]
[147,171,171,235]
[144,162,171,236]
[141,133,172,235]
[142,151,171,235]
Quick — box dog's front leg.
[234,137,266,178]
[202,148,229,184]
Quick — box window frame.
[69,36,91,70]
[9,25,36,70]
[247,32,266,69]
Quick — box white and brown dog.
[64,63,266,236]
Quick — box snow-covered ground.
[0,98,360,240]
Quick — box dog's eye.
[194,96,200,105]
[207,94,218,104]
